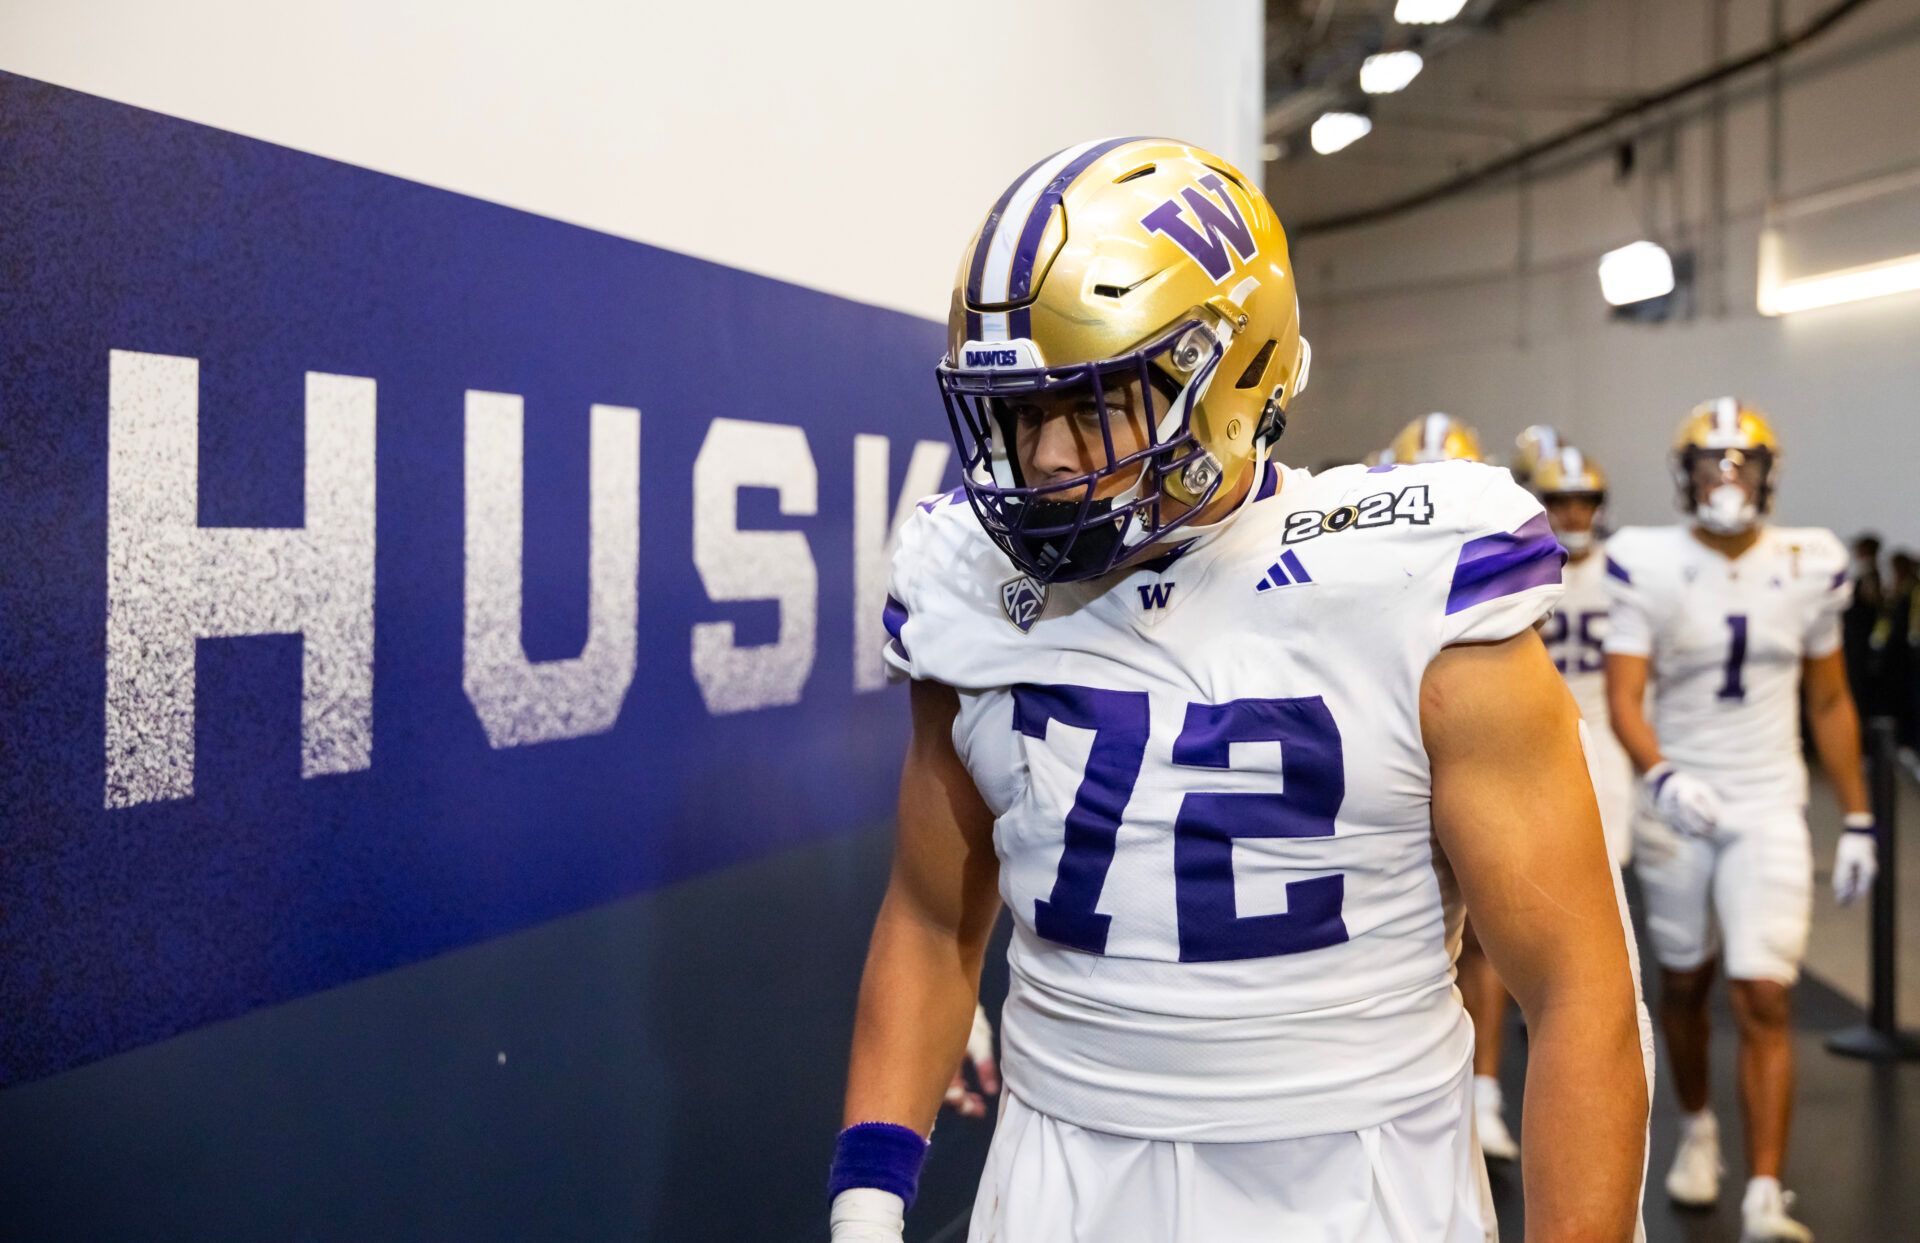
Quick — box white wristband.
[1843,812,1875,831]
[830,1188,906,1241]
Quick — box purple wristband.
[829,1122,929,1209]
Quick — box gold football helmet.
[937,137,1308,582]
[1671,397,1781,534]
[1534,445,1608,555]
[1388,413,1483,464]
[1533,445,1607,498]
[1510,424,1564,488]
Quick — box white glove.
[1644,762,1723,838]
[1834,817,1879,906]
[942,1002,1001,1119]
[830,1188,905,1242]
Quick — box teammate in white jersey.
[1379,414,1530,1166]
[1603,400,1877,1243]
[1535,447,1635,865]
[829,138,1647,1243]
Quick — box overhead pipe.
[1293,0,1880,239]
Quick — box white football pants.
[965,1066,1496,1243]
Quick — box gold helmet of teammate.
[1510,424,1565,488]
[1388,412,1484,464]
[1534,446,1609,556]
[1671,397,1782,535]
[1533,445,1608,498]
[937,137,1309,583]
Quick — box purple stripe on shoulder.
[1606,557,1631,584]
[1366,463,1398,473]
[882,594,909,643]
[1446,513,1565,616]
[916,486,965,513]
[1829,568,1848,590]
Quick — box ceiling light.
[1758,250,1920,315]
[1395,0,1469,24]
[1598,240,1676,306]
[1311,112,1373,155]
[1361,50,1425,94]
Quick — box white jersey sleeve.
[878,487,970,682]
[1435,467,1566,647]
[1797,529,1851,658]
[1600,529,1662,658]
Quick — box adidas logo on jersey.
[1255,550,1314,593]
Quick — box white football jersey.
[1602,525,1849,808]
[1546,547,1635,862]
[882,460,1565,1141]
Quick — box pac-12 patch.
[1000,576,1048,633]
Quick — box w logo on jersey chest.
[1137,582,1177,610]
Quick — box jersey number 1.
[1718,614,1749,702]
[1013,684,1349,963]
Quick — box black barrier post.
[1827,716,1920,1061]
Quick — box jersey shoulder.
[1602,525,1690,584]
[1768,525,1848,574]
[1282,460,1539,545]
[1279,461,1560,644]
[891,486,997,590]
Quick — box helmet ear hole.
[1234,339,1279,390]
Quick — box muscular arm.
[842,678,1003,1134]
[1603,652,1662,775]
[1803,649,1870,817]
[1425,632,1648,1243]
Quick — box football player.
[1603,400,1876,1243]
[1535,445,1635,865]
[831,138,1648,1243]
[1510,424,1565,491]
[1388,412,1485,465]
[1383,412,1529,1165]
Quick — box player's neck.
[1690,524,1762,561]
[1566,547,1594,565]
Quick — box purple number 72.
[1012,685,1349,962]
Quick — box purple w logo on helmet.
[1138,173,1257,281]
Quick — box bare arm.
[842,679,1003,1133]
[1803,649,1870,817]
[1425,632,1648,1243]
[1603,652,1662,775]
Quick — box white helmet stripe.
[977,139,1106,306]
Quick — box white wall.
[0,0,1263,321]
[1272,0,1920,546]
